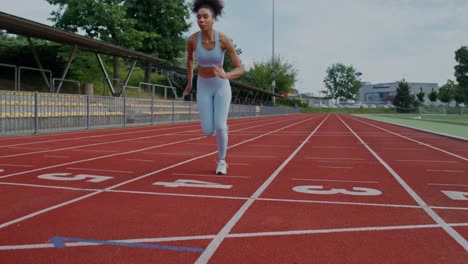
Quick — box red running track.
[0,114,466,263]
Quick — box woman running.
[183,0,244,175]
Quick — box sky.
[2,0,468,95]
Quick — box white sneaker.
[216,160,228,175]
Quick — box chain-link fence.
[0,90,300,136]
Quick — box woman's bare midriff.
[198,65,222,78]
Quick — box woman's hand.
[212,65,228,79]
[183,84,192,97]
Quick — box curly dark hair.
[191,0,224,18]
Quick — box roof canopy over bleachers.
[0,11,280,99]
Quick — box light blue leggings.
[197,75,232,160]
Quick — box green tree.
[454,46,468,104]
[416,87,425,104]
[453,83,464,106]
[393,79,415,112]
[56,46,102,85]
[437,80,455,106]
[241,55,298,98]
[125,0,190,83]
[223,44,242,72]
[47,0,156,92]
[428,88,438,105]
[322,63,361,102]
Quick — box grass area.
[301,107,394,114]
[299,107,467,139]
[372,113,468,126]
[355,114,468,139]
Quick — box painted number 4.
[38,173,113,183]
[442,191,468,201]
[153,179,232,189]
[293,185,382,196]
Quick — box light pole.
[271,0,276,105]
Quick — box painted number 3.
[293,185,382,196]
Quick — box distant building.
[357,82,439,105]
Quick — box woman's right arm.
[184,35,195,96]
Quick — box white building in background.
[357,82,439,105]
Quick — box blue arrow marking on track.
[50,236,205,253]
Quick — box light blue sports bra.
[196,30,225,67]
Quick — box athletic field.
[0,114,466,263]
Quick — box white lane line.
[172,173,251,179]
[350,116,468,161]
[430,206,468,211]
[384,148,425,150]
[0,234,215,251]
[142,152,198,156]
[396,160,457,163]
[0,182,246,201]
[0,117,304,157]
[229,155,278,159]
[125,159,154,163]
[4,223,468,251]
[310,146,356,149]
[128,141,164,144]
[0,164,33,168]
[317,166,353,169]
[249,144,291,148]
[305,157,365,160]
[311,135,355,137]
[0,182,99,192]
[0,127,201,159]
[292,178,379,184]
[0,124,198,148]
[8,147,50,151]
[71,149,120,153]
[260,197,431,209]
[195,115,329,264]
[0,137,204,180]
[43,155,69,158]
[186,143,217,146]
[228,223,463,239]
[339,115,468,251]
[249,131,309,134]
[234,134,301,137]
[77,139,109,142]
[427,169,464,173]
[109,189,248,201]
[0,116,307,181]
[428,183,468,187]
[316,132,354,134]
[66,168,134,174]
[3,181,466,211]
[0,116,319,230]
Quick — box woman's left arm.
[214,32,244,80]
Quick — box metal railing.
[0,90,300,136]
[139,82,179,100]
[53,78,81,94]
[0,63,17,91]
[18,66,53,92]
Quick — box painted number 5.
[293,185,382,196]
[38,173,113,183]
